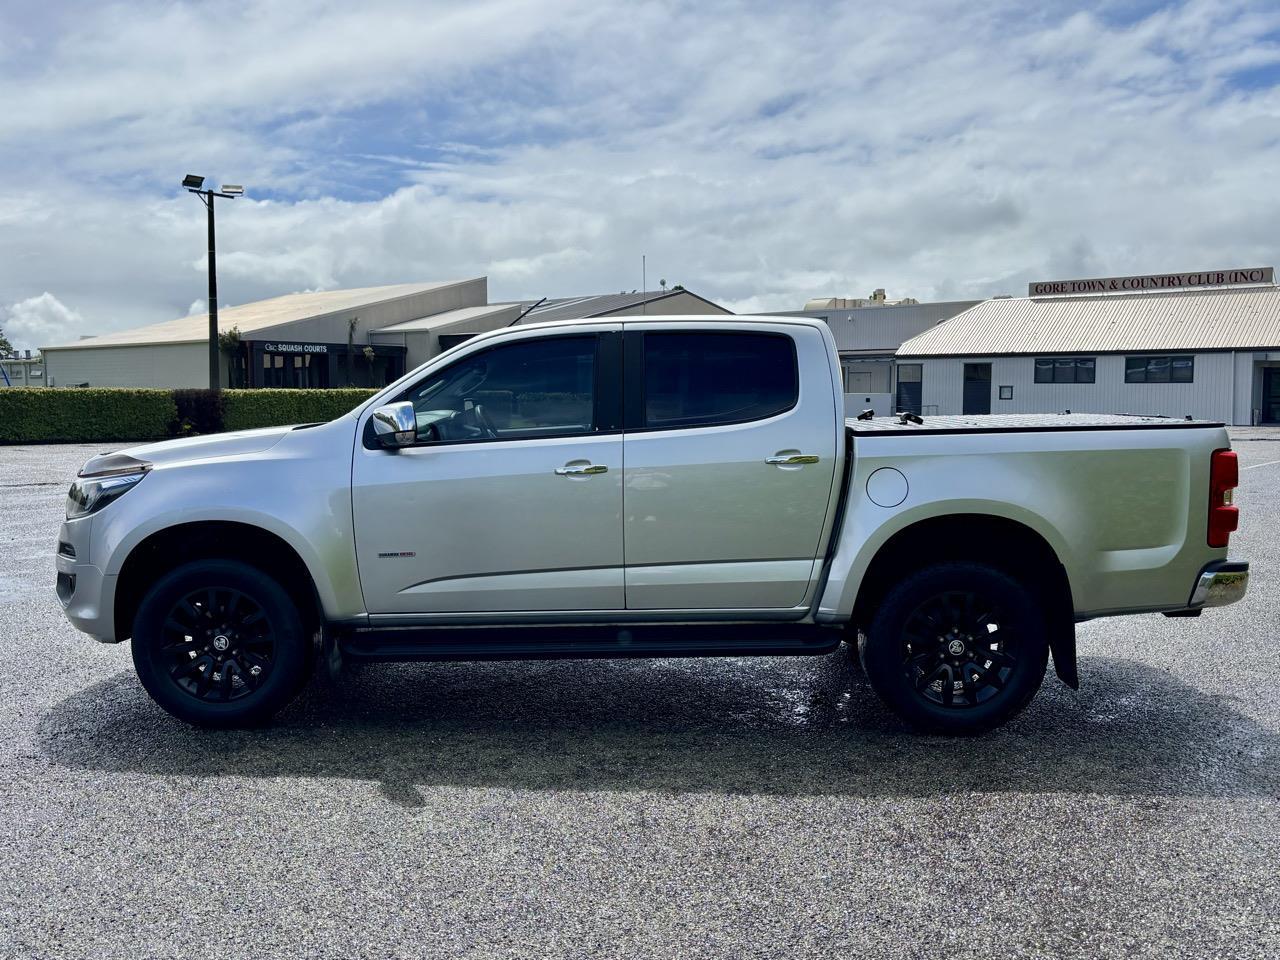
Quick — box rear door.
[621,323,840,610]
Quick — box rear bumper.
[1189,559,1249,609]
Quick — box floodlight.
[220,184,244,196]
[182,174,205,189]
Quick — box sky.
[1,0,1279,351]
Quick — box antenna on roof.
[642,254,647,315]
[508,297,547,327]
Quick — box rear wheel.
[131,559,311,727]
[859,561,1048,734]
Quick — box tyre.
[130,559,311,727]
[859,561,1048,734]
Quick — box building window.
[1034,357,1096,384]
[999,385,1014,400]
[1125,355,1194,384]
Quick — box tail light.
[1207,449,1238,548]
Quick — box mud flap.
[1048,618,1079,689]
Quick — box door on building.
[962,363,992,415]
[896,363,923,415]
[1264,368,1280,424]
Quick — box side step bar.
[338,622,844,663]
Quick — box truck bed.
[846,412,1226,436]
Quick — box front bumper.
[1189,559,1249,609]
[55,518,118,643]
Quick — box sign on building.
[259,341,329,354]
[1029,267,1273,298]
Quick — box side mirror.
[371,402,417,449]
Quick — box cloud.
[0,0,1278,338]
[2,293,85,351]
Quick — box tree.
[0,324,12,356]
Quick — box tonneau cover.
[847,412,1225,435]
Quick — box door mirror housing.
[371,402,417,449]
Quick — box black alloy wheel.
[901,589,1016,709]
[860,561,1049,734]
[160,587,277,703]
[131,559,311,727]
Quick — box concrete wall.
[911,352,1242,423]
[840,359,893,393]
[43,343,208,388]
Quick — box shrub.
[173,389,225,436]
[220,389,377,431]
[0,388,177,443]
[0,387,378,443]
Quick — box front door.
[622,324,840,610]
[963,363,992,415]
[1264,368,1280,424]
[352,330,624,614]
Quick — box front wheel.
[859,562,1048,734]
[131,559,311,727]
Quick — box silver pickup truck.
[56,316,1248,733]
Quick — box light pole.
[183,175,243,390]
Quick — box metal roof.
[373,302,519,333]
[513,289,730,324]
[42,280,474,350]
[897,285,1280,357]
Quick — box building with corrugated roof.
[39,280,730,389]
[895,275,1280,425]
[760,295,979,416]
[511,288,731,325]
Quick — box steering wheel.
[472,403,499,440]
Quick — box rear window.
[642,331,798,429]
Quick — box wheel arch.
[113,521,324,644]
[851,513,1078,688]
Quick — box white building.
[895,269,1280,425]
[765,296,979,415]
[40,279,728,389]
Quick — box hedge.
[0,388,177,443]
[221,389,376,432]
[0,388,378,444]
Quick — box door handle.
[765,454,820,465]
[555,463,608,476]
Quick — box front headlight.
[67,469,148,519]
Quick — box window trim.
[1033,356,1096,384]
[363,332,618,449]
[1124,354,1195,384]
[622,329,800,432]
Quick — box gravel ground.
[1,432,1277,959]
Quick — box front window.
[398,335,596,443]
